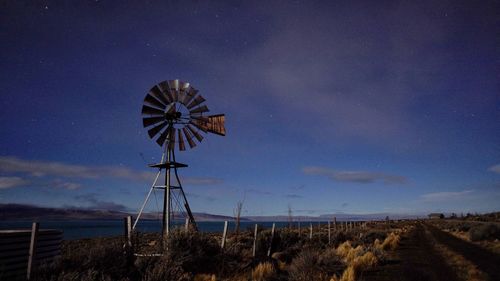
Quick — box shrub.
[362,230,386,244]
[468,223,500,241]
[288,249,320,281]
[165,229,221,274]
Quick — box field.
[28,217,500,281]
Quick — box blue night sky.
[1,1,499,217]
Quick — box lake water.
[0,220,295,240]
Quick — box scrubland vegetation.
[27,215,500,281]
[31,222,406,281]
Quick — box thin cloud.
[420,190,474,202]
[286,194,303,199]
[52,179,81,190]
[185,192,217,202]
[245,188,273,196]
[0,176,30,189]
[488,164,500,174]
[182,177,223,185]
[0,156,222,186]
[303,166,407,184]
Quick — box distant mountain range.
[0,203,422,222]
[0,203,240,222]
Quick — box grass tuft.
[252,262,275,281]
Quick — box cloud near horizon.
[0,156,223,187]
[488,164,500,174]
[0,176,30,189]
[420,190,474,202]
[302,166,408,184]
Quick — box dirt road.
[365,222,500,281]
[426,223,500,281]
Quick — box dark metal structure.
[134,79,225,237]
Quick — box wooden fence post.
[124,216,132,247]
[328,221,331,245]
[252,224,258,257]
[333,217,337,231]
[184,218,189,232]
[27,222,39,280]
[309,223,313,239]
[267,223,275,257]
[221,221,228,249]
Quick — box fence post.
[309,223,313,239]
[184,218,189,232]
[328,221,331,245]
[333,217,337,231]
[27,222,39,280]
[267,223,275,257]
[221,221,228,249]
[252,224,258,257]
[124,216,132,247]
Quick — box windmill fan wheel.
[141,79,225,151]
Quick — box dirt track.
[365,222,500,281]
[426,223,500,281]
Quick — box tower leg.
[162,148,171,238]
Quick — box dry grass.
[374,232,400,251]
[194,273,217,281]
[331,251,378,281]
[336,241,364,263]
[251,262,275,281]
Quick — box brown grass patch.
[252,262,275,281]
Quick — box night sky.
[1,1,499,217]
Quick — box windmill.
[134,79,225,237]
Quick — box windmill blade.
[144,94,166,110]
[143,116,165,128]
[177,81,190,104]
[189,105,209,115]
[207,114,226,136]
[182,128,197,148]
[178,129,186,151]
[149,85,170,106]
[169,80,179,102]
[190,120,207,132]
[148,121,168,139]
[182,87,198,106]
[156,125,171,146]
[187,125,203,143]
[158,81,174,103]
[168,126,176,150]
[187,95,206,109]
[142,104,165,116]
[166,104,176,114]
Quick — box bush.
[469,223,500,241]
[165,229,221,274]
[362,230,386,244]
[288,247,341,281]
